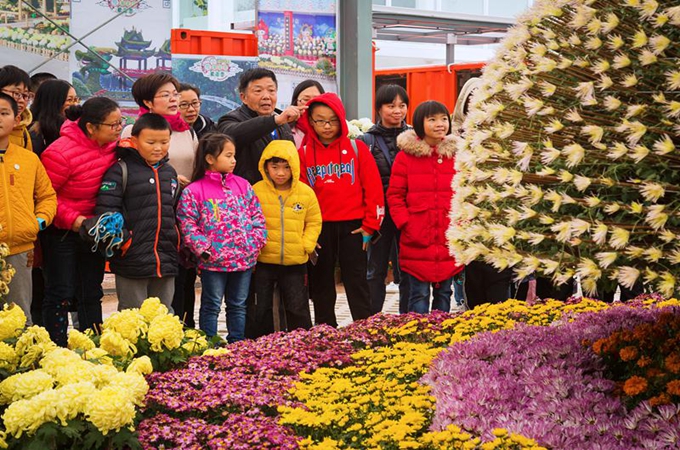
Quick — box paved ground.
[101,274,402,336]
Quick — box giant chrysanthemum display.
[449,0,680,296]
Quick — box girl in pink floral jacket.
[176,133,266,341]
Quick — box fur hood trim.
[396,129,457,158]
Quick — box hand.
[351,227,372,251]
[274,106,304,125]
[178,175,191,188]
[72,215,86,232]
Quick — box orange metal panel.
[171,29,258,56]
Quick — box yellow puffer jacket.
[0,143,56,255]
[9,109,33,153]
[253,140,322,265]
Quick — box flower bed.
[2,296,678,448]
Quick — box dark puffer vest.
[358,121,411,191]
[94,140,179,279]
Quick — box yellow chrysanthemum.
[0,370,53,404]
[139,297,169,322]
[0,304,26,340]
[83,386,136,435]
[108,372,149,406]
[126,355,154,375]
[147,314,183,352]
[67,329,96,352]
[102,309,148,344]
[2,388,60,438]
[99,329,137,358]
[0,342,18,372]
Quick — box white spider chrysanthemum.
[596,252,618,268]
[610,227,631,249]
[639,182,665,202]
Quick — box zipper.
[279,194,285,265]
[0,156,12,245]
[152,167,162,278]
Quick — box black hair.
[0,65,31,90]
[291,80,324,106]
[264,156,289,166]
[412,101,452,139]
[65,97,120,136]
[192,133,236,182]
[0,92,18,116]
[131,113,172,137]
[131,73,180,109]
[375,84,409,115]
[29,72,57,92]
[237,68,277,94]
[178,83,200,97]
[30,79,73,146]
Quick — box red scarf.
[138,107,191,132]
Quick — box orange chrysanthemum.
[619,346,639,362]
[667,380,680,396]
[649,393,671,407]
[637,355,652,368]
[623,376,648,396]
[665,353,680,374]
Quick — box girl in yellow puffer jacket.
[250,140,322,337]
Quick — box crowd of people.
[1,63,512,346]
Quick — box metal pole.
[22,0,137,82]
[446,33,457,65]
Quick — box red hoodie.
[298,93,384,234]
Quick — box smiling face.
[296,85,322,107]
[1,83,28,116]
[144,82,179,116]
[178,89,200,125]
[422,113,450,146]
[378,94,408,128]
[87,108,123,147]
[133,128,171,165]
[240,77,277,116]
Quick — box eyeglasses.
[65,96,80,104]
[97,119,126,130]
[311,118,340,127]
[179,100,201,110]
[154,92,180,101]
[2,89,33,102]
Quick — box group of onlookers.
[1,63,484,346]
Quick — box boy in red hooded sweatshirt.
[298,92,384,327]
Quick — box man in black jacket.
[217,68,304,184]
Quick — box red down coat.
[387,129,462,283]
[41,120,117,230]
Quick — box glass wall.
[371,0,532,18]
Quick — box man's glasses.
[2,89,34,102]
[179,100,202,110]
[97,119,126,130]
[311,118,340,127]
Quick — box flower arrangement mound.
[425,305,680,449]
[448,0,680,296]
[138,297,679,449]
[0,298,212,450]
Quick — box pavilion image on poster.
[69,0,172,116]
[256,0,337,109]
[172,54,259,122]
[0,0,71,79]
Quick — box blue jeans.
[405,273,453,314]
[41,228,105,347]
[199,269,252,342]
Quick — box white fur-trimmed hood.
[396,129,457,158]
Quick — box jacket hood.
[258,139,300,190]
[396,129,457,158]
[16,108,32,129]
[298,92,348,146]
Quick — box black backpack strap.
[374,135,393,166]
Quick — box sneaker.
[450,303,467,313]
[386,282,399,293]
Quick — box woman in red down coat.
[387,100,462,314]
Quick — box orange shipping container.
[375,62,484,123]
[171,29,258,56]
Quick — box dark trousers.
[172,265,197,327]
[250,262,312,338]
[309,220,372,327]
[464,261,513,309]
[367,212,409,314]
[41,228,105,347]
